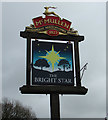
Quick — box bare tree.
[1,98,37,120]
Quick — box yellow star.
[39,45,66,71]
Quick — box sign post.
[50,94,60,120]
[19,7,88,120]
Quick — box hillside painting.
[32,41,74,85]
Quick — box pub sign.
[20,6,88,95]
[32,41,74,85]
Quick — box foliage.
[34,59,50,70]
[58,59,71,71]
[1,98,37,120]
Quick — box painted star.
[39,45,66,71]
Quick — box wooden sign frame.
[19,31,88,95]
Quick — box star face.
[39,45,66,71]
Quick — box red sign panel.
[32,16,71,31]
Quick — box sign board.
[26,16,78,36]
[32,16,71,31]
[32,41,74,85]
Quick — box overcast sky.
[1,2,106,118]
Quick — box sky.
[1,1,107,119]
